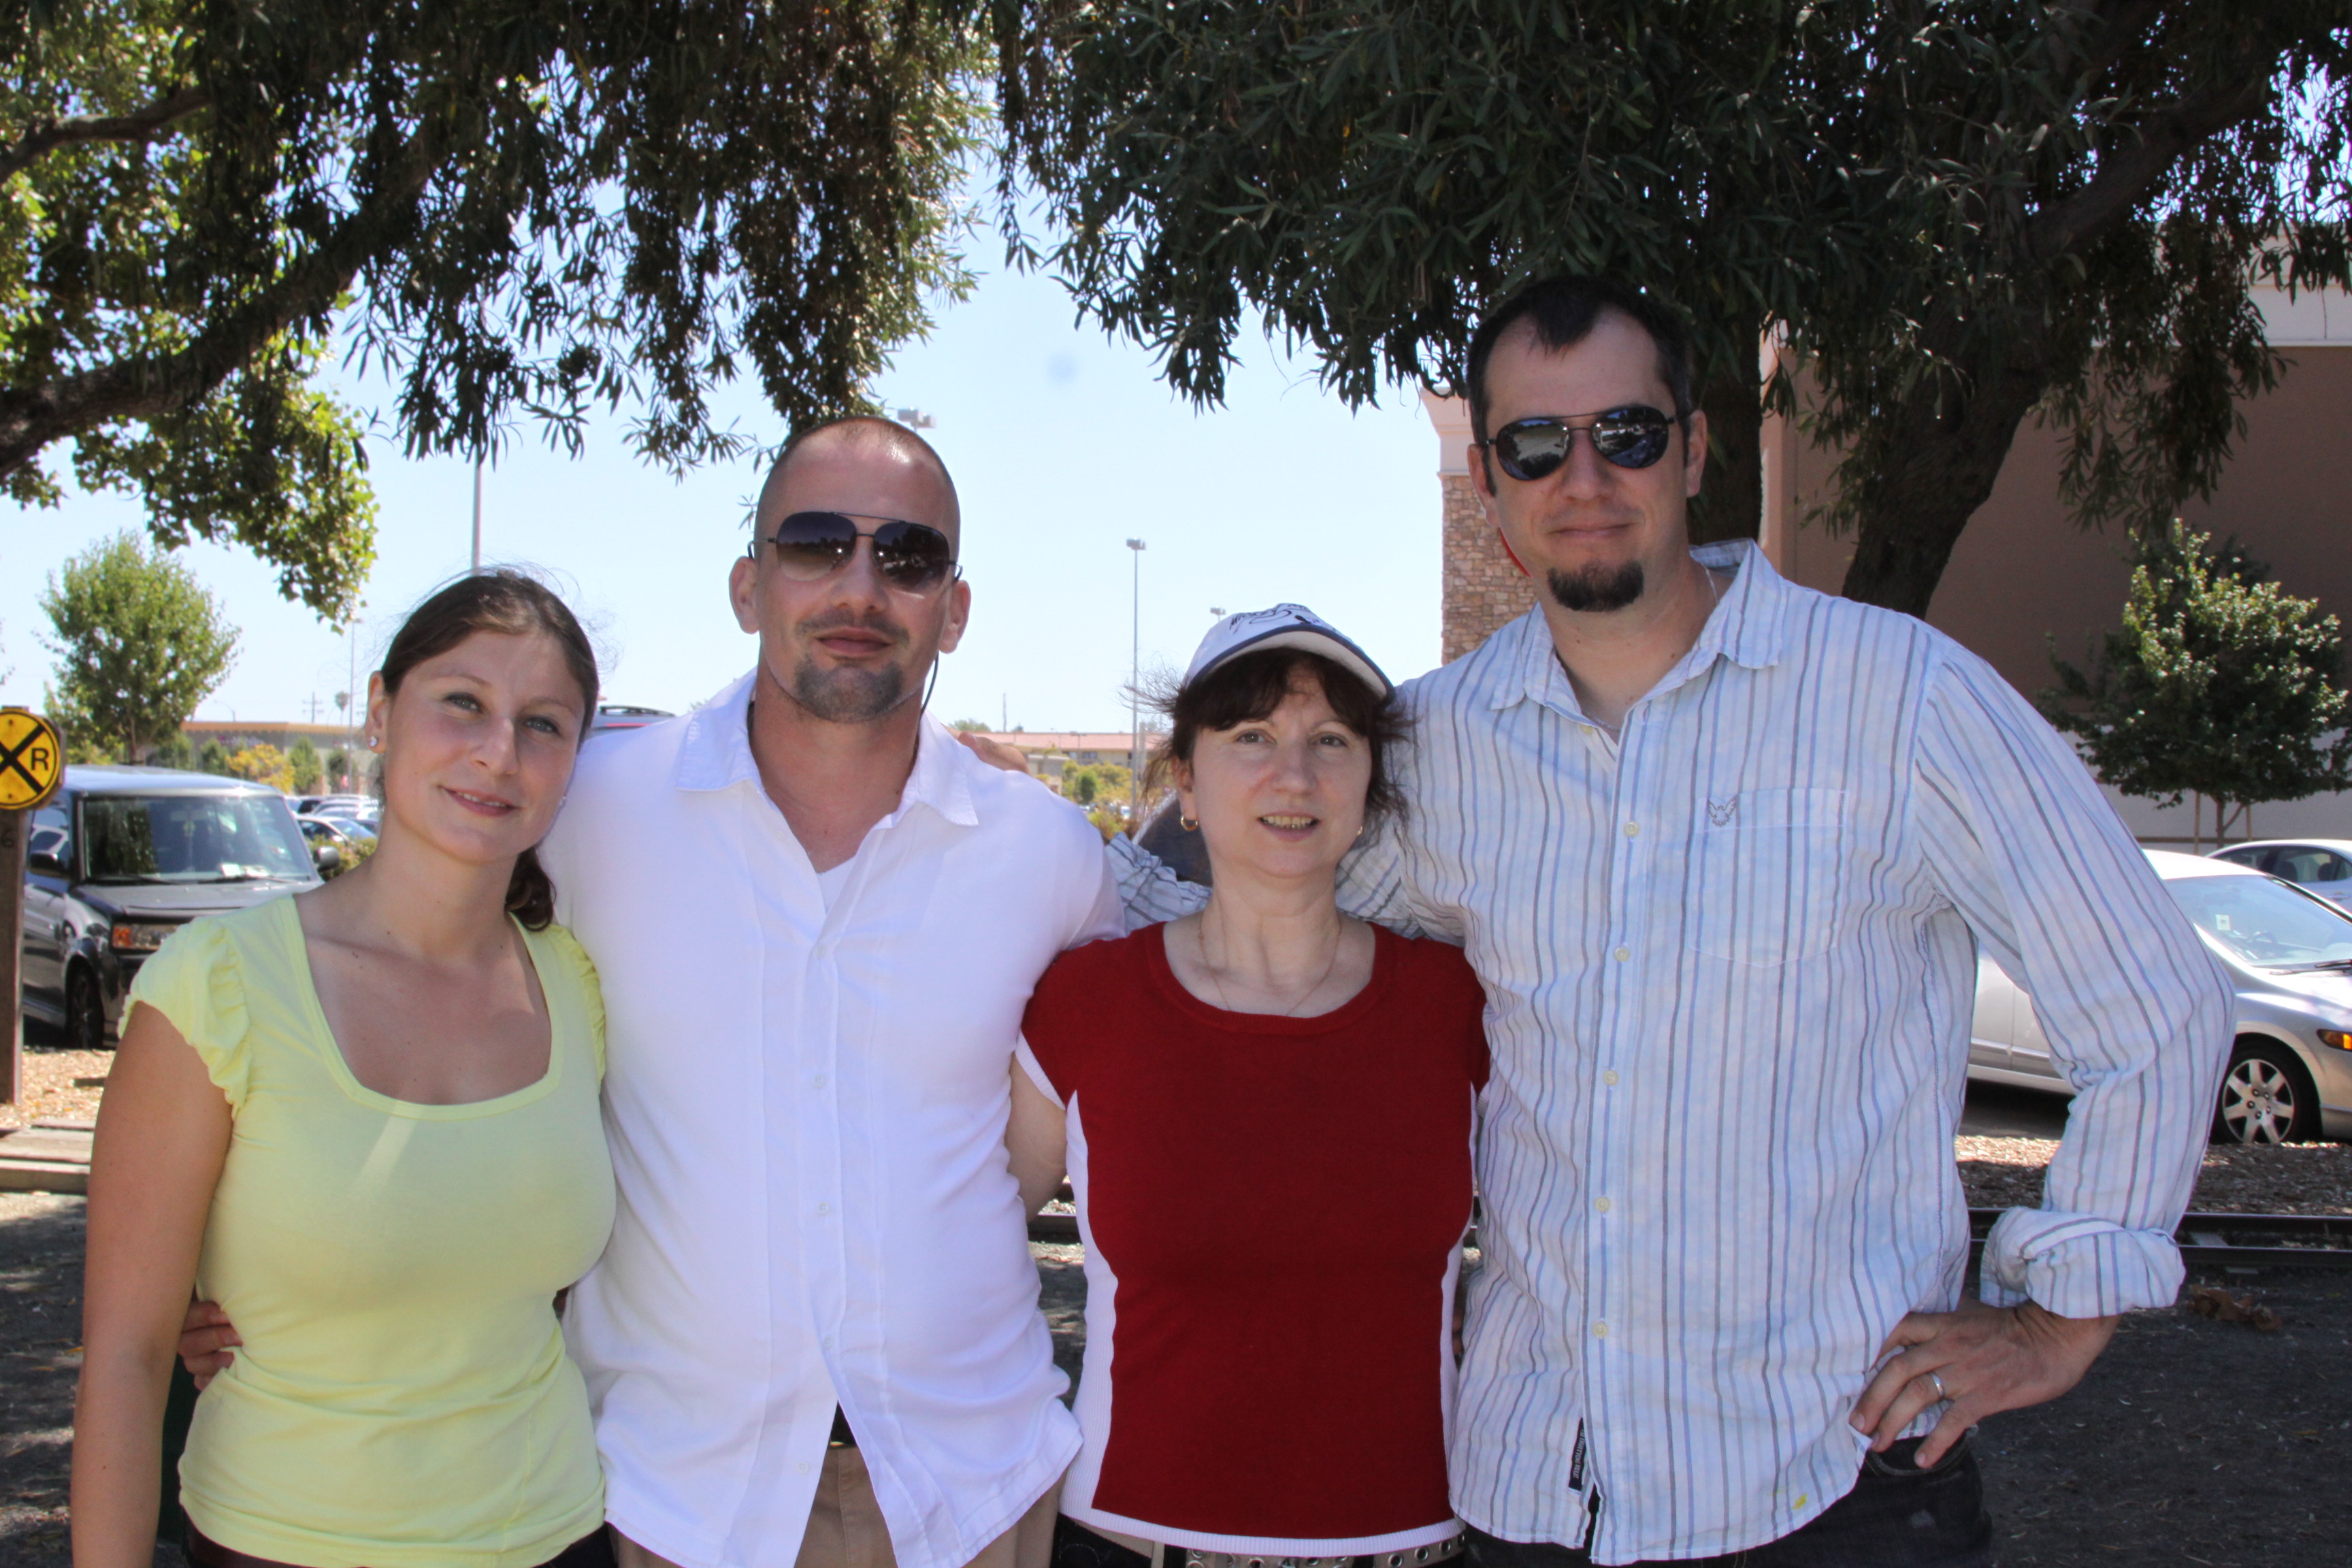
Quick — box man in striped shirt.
[1113,276,2231,1565]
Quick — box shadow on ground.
[1974,1267,2351,1566]
[7,1174,2345,1567]
[0,1192,85,1567]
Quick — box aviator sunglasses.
[755,510,959,593]
[1484,406,1680,480]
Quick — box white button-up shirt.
[1117,542,2230,1563]
[542,673,1120,1568]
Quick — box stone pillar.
[1422,389,1537,664]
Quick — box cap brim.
[1195,625,1392,699]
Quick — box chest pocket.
[1684,787,1850,966]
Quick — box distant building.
[180,719,357,755]
[975,732,1163,795]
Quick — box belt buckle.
[1179,1535,1463,1568]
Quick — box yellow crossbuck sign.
[0,708,63,811]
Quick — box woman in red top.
[1009,606,1489,1568]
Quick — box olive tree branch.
[0,120,444,479]
[0,84,212,186]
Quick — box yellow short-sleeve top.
[127,894,616,1568]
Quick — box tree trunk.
[1688,348,1763,546]
[1837,338,2052,617]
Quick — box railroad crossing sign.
[0,708,63,811]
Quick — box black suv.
[21,766,319,1050]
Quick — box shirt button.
[1602,1070,1620,1086]
[1623,821,1640,837]
[796,1460,812,1476]
[1595,1197,1612,1213]
[813,1073,828,1089]
[815,1202,832,1216]
[1614,946,1631,962]
[1593,1321,1610,1338]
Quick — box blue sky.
[1,259,1445,737]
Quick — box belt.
[1173,1534,1465,1568]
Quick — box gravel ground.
[1958,1137,2352,1214]
[0,1032,110,1132]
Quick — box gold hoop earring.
[1179,814,1199,832]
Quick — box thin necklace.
[1195,913,1345,1017]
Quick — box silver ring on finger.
[1925,1371,1948,1402]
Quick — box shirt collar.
[1493,538,1792,713]
[674,668,980,829]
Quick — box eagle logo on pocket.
[1705,797,1738,826]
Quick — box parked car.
[301,794,380,836]
[2208,838,2352,913]
[20,765,320,1050]
[588,703,672,737]
[1970,849,2352,1144]
[295,813,363,872]
[299,791,376,816]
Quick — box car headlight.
[108,923,178,953]
[2319,1029,2352,1051]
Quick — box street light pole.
[471,455,484,571]
[1126,538,1146,824]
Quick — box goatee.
[791,659,911,723]
[1548,561,1646,613]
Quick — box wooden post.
[1,808,24,1106]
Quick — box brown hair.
[1466,276,1696,481]
[377,570,601,929]
[1148,650,1409,834]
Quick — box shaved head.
[756,416,961,542]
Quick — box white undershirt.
[816,857,855,910]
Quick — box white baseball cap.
[1181,604,1392,700]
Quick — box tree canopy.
[997,1,2352,612]
[2040,520,2352,843]
[39,528,238,760]
[2,0,990,618]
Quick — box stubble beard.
[1548,560,1647,613]
[789,658,912,723]
[783,608,928,723]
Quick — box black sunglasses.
[755,510,958,593]
[1484,406,1680,480]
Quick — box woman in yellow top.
[74,570,618,1568]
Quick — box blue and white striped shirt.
[1113,541,2230,1563]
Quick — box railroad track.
[1967,1209,2352,1270]
[1029,1209,2352,1268]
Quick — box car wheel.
[65,964,108,1053]
[2212,1041,2317,1145]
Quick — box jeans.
[1462,1435,1993,1568]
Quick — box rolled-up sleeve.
[1914,648,2233,1318]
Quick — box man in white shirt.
[540,417,1120,1568]
[1112,278,2231,1565]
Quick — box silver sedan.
[2208,838,2352,913]
[1970,850,2352,1144]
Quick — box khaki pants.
[615,1449,1058,1568]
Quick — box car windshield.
[2165,872,2352,970]
[80,792,313,883]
